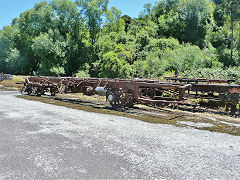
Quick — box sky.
[0,0,157,30]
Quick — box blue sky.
[0,0,157,30]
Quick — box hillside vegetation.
[0,0,239,80]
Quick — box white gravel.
[0,91,240,179]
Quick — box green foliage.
[0,0,239,81]
[37,63,65,76]
[75,63,90,77]
[182,66,240,82]
[121,15,132,32]
[76,0,108,44]
[76,70,90,78]
[100,51,132,78]
[147,38,181,52]
[162,44,221,72]
[155,0,215,47]
[31,30,67,68]
[50,66,65,75]
[104,8,125,33]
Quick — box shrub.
[76,70,90,78]
[180,67,240,82]
[100,51,132,78]
[162,44,222,73]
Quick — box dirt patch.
[17,94,240,136]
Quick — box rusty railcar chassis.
[20,76,240,113]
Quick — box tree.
[104,6,124,33]
[51,0,82,38]
[51,0,87,75]
[0,25,27,74]
[151,0,215,47]
[139,3,152,19]
[77,0,108,45]
[100,50,132,78]
[12,1,55,74]
[1,0,239,80]
[176,0,215,47]
[31,29,67,75]
[121,15,132,32]
[224,0,240,62]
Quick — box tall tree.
[121,15,132,33]
[176,0,215,47]
[77,0,108,45]
[13,1,55,74]
[104,6,123,33]
[224,0,240,61]
[51,0,87,75]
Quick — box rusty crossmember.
[164,76,235,84]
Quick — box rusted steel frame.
[191,84,240,94]
[134,82,189,89]
[59,78,109,94]
[18,76,240,112]
[137,84,190,102]
[164,76,235,84]
[105,80,190,103]
[57,78,184,98]
[105,79,186,89]
[25,77,59,93]
[30,81,55,88]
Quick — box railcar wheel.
[23,86,32,95]
[106,90,121,108]
[20,86,27,95]
[106,89,134,108]
[27,88,32,95]
[50,87,56,96]
[32,87,41,96]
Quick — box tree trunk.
[238,21,240,62]
[230,20,234,62]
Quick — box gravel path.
[0,91,240,179]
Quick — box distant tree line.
[0,0,240,80]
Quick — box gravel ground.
[0,91,240,179]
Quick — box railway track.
[25,92,240,118]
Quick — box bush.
[50,66,65,76]
[147,38,181,51]
[132,52,167,78]
[100,51,132,78]
[162,44,222,73]
[76,70,90,78]
[37,63,65,76]
[180,67,240,82]
[132,60,148,78]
